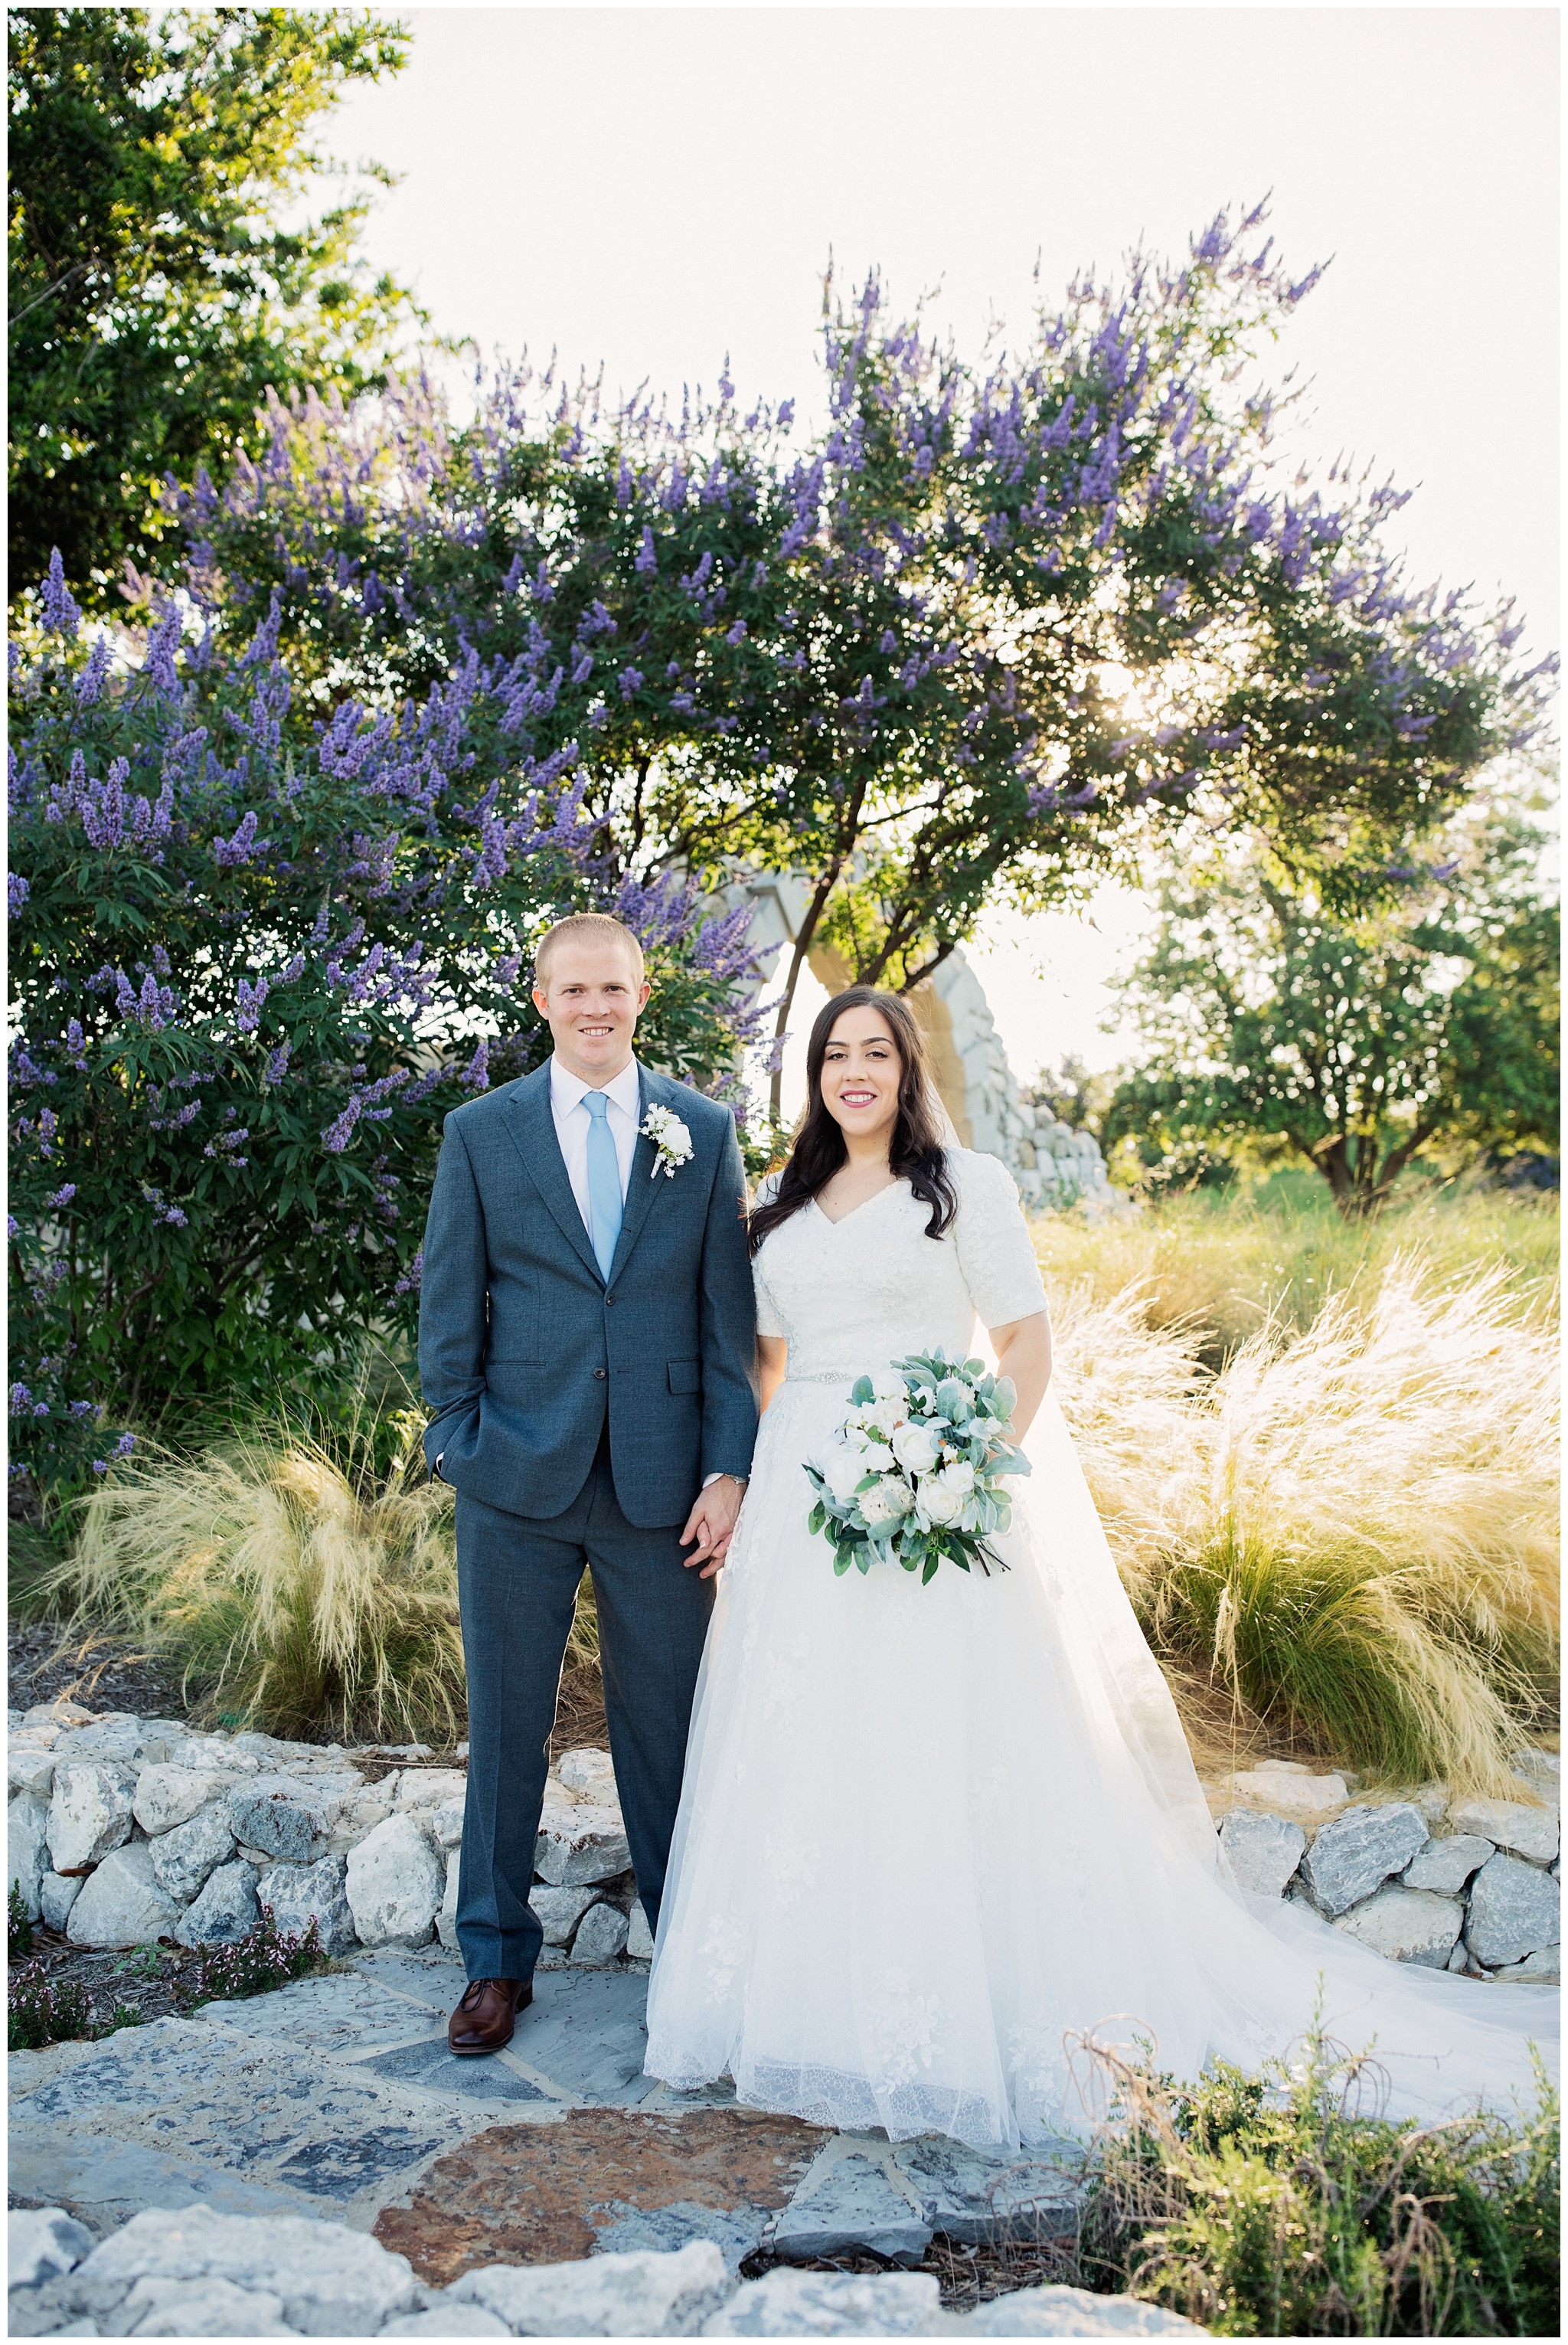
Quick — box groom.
[418,912,758,2053]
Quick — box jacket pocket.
[667,1359,701,1395]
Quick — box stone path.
[10,1947,1084,2284]
[10,1951,1215,2335]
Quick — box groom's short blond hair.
[533,913,645,986]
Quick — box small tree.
[1103,800,1560,1211]
[8,5,420,599]
[8,558,760,1503]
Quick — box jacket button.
[593,1368,607,1380]
[605,1296,615,1308]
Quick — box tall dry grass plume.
[1051,1257,1558,1794]
[47,1410,468,1745]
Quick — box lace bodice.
[752,1148,1047,1381]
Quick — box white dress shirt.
[549,1053,642,1235]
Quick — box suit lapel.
[501,1065,603,1286]
[606,1066,665,1288]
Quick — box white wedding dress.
[644,1150,1557,2147]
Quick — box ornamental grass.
[42,1408,468,1745]
[1070,2023,1560,2337]
[1052,1256,1559,1794]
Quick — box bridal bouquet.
[805,1349,1031,1584]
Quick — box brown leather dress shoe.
[448,1975,532,2055]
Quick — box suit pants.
[452,1428,716,1980]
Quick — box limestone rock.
[384,2306,511,2337]
[175,1859,260,1948]
[133,1764,237,1836]
[534,1792,632,1887]
[8,2207,94,2289]
[40,1869,83,1932]
[1333,1885,1463,1968]
[1490,1942,1560,1983]
[396,1767,468,1814]
[255,1853,357,1956]
[893,2136,1081,2246]
[773,2154,933,2265]
[7,1742,57,1799]
[557,1745,618,1799]
[67,1842,181,1946]
[46,1761,136,1872]
[572,1901,630,1966]
[430,1797,466,1849]
[109,2272,293,2334]
[534,1882,601,1946]
[1402,1834,1494,1893]
[704,2268,939,2335]
[437,1846,461,1951]
[1448,1797,1559,1866]
[170,1734,261,1775]
[1298,1804,1427,1917]
[1220,1807,1306,1897]
[345,1812,443,1947]
[627,1900,655,1961]
[962,2284,1207,2334]
[227,1777,333,1864]
[1508,1748,1560,1793]
[8,1788,50,1920]
[148,1804,237,1903]
[452,2240,732,2337]
[1465,1852,1560,1967]
[63,2203,420,2335]
[1225,1767,1349,1823]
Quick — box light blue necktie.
[583,1089,622,1280]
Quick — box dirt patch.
[374,2105,826,2284]
[8,1931,208,2032]
[8,1624,190,1723]
[740,2233,1084,2312]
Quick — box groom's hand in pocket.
[681,1474,744,1578]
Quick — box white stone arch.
[726,873,1116,1211]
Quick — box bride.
[643,986,1557,2147]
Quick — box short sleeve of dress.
[749,1173,789,1339]
[951,1150,1049,1329]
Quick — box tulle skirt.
[644,1382,1558,2147]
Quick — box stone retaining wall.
[1205,1752,1560,1982]
[10,1703,1558,1985]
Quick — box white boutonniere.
[641,1102,694,1179]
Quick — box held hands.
[681,1474,745,1578]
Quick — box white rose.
[860,1475,914,1528]
[818,1444,867,1507]
[920,1477,966,1526]
[869,1372,906,1402]
[859,1441,896,1473]
[942,1460,975,1496]
[867,1398,906,1438]
[891,1420,942,1476]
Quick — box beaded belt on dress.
[785,1369,860,1385]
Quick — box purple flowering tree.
[175,207,1548,1123]
[8,557,763,1502]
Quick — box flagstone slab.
[10,2018,469,2217]
[198,1971,452,2058]
[358,2036,555,2105]
[373,2105,827,2288]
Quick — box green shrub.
[9,1885,36,1961]
[1076,2027,1560,2337]
[8,1962,92,2052]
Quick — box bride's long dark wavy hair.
[748,986,958,1256]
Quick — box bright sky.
[332,3,1559,1091]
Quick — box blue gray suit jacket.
[417,1061,758,1529]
